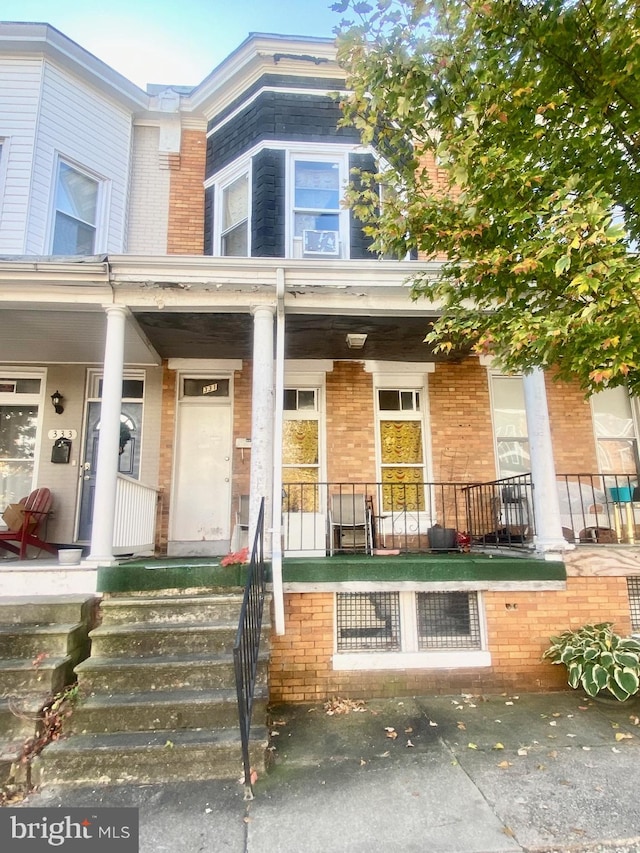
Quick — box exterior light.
[51,390,64,415]
[346,333,368,350]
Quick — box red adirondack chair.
[0,488,56,559]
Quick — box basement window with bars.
[334,591,489,670]
[628,577,640,631]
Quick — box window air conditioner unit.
[302,229,339,256]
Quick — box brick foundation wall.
[268,577,633,702]
[167,130,206,255]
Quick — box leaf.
[468,742,478,750]
[615,732,633,742]
[517,748,528,756]
[497,760,512,769]
[429,720,438,727]
[457,721,466,730]
[493,742,505,750]
[406,739,415,748]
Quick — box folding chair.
[328,493,373,555]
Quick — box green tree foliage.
[334,0,640,393]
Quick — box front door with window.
[78,400,142,541]
[169,376,233,556]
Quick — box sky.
[1,0,342,89]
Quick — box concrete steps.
[0,595,97,787]
[41,590,270,786]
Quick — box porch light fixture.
[50,390,64,415]
[346,333,368,350]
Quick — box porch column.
[249,305,275,556]
[523,368,568,554]
[87,304,127,564]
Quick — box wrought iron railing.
[280,473,640,553]
[233,497,266,800]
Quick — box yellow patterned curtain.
[380,421,424,511]
[283,421,318,465]
[282,467,319,512]
[380,421,423,464]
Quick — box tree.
[334,0,640,393]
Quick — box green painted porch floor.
[98,552,565,593]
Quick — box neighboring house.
[1,22,639,700]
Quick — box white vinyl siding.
[27,61,132,254]
[0,57,42,254]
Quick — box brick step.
[72,687,268,733]
[98,593,245,626]
[74,652,269,694]
[0,656,75,696]
[39,726,269,786]
[0,695,47,741]
[88,621,241,658]
[0,595,98,626]
[0,623,88,659]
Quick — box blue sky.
[1,0,341,88]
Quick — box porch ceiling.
[133,312,468,362]
[0,308,159,365]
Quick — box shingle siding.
[349,152,377,260]
[204,184,214,256]
[251,148,285,257]
[206,91,360,178]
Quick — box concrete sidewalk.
[17,691,640,852]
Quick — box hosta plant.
[543,622,640,702]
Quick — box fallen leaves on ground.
[385,727,398,739]
[615,732,633,742]
[324,697,367,715]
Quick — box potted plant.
[543,622,640,702]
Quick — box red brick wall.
[268,577,633,702]
[325,362,377,482]
[167,130,206,255]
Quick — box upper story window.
[292,156,346,259]
[52,161,100,255]
[221,173,249,256]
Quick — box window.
[591,387,639,477]
[293,158,343,258]
[416,592,481,650]
[0,376,43,508]
[377,388,425,511]
[221,174,248,256]
[628,577,640,631]
[52,161,100,255]
[490,375,530,477]
[282,388,320,513]
[335,590,487,668]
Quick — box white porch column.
[87,304,127,564]
[249,305,275,557]
[523,368,569,554]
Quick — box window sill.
[332,650,491,671]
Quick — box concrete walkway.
[17,691,640,852]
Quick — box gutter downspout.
[271,268,286,635]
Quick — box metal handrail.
[233,496,266,800]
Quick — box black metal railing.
[556,473,639,544]
[279,473,640,555]
[462,475,535,549]
[233,497,266,800]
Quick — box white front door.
[170,387,232,556]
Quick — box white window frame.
[333,589,491,670]
[49,155,108,255]
[0,368,46,506]
[590,387,640,477]
[288,150,349,260]
[488,372,530,478]
[218,168,251,258]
